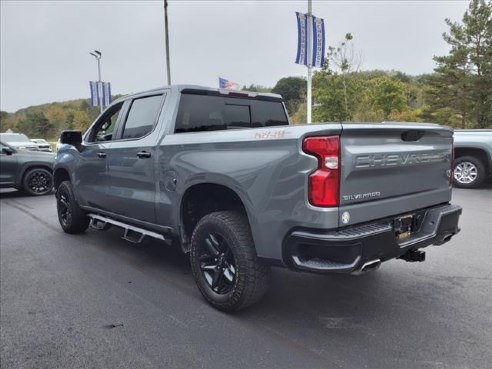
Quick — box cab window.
[87,102,124,143]
[120,95,164,140]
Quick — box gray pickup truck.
[453,129,492,188]
[54,85,462,311]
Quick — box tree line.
[0,0,490,139]
[276,0,491,129]
[0,99,105,139]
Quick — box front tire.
[56,181,90,234]
[22,168,53,196]
[453,156,486,188]
[190,211,271,312]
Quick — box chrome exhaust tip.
[351,259,381,275]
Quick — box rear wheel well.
[180,184,249,247]
[54,168,70,190]
[454,148,490,174]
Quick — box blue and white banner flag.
[219,77,239,90]
[295,12,308,66]
[102,82,111,107]
[89,81,112,107]
[312,15,325,68]
[89,81,99,107]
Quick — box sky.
[0,0,470,113]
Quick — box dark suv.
[0,141,54,196]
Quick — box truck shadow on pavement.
[82,224,424,321]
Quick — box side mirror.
[60,130,82,146]
[2,147,14,155]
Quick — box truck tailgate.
[338,123,453,226]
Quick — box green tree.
[241,84,271,93]
[271,77,305,115]
[313,73,363,121]
[371,77,407,119]
[15,112,54,138]
[72,110,91,131]
[0,111,13,131]
[45,104,65,132]
[291,102,306,124]
[80,99,90,111]
[64,109,76,130]
[312,33,364,122]
[430,0,492,128]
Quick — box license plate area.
[393,213,421,241]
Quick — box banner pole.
[306,0,312,124]
[97,57,103,114]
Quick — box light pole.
[164,0,171,85]
[306,0,312,124]
[90,50,103,113]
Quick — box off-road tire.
[453,156,486,188]
[22,168,53,196]
[56,181,90,233]
[190,211,271,312]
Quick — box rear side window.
[175,94,288,133]
[251,100,289,127]
[121,94,164,140]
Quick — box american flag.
[219,77,240,91]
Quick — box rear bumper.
[283,203,462,274]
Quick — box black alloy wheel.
[198,232,236,294]
[23,168,53,196]
[58,190,72,228]
[190,211,271,312]
[56,181,90,233]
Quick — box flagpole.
[306,0,312,124]
[164,0,172,85]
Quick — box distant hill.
[0,96,123,140]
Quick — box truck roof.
[113,85,283,104]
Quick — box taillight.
[303,136,340,207]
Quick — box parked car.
[0,141,54,195]
[0,132,39,151]
[54,85,461,311]
[453,129,492,188]
[30,138,52,152]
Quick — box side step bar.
[87,213,165,244]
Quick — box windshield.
[1,133,30,142]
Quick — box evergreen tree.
[431,0,492,128]
[271,77,305,114]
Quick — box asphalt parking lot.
[1,185,491,369]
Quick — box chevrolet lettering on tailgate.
[355,151,450,168]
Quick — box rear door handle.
[97,152,107,159]
[137,151,151,159]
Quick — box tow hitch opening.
[399,249,426,262]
